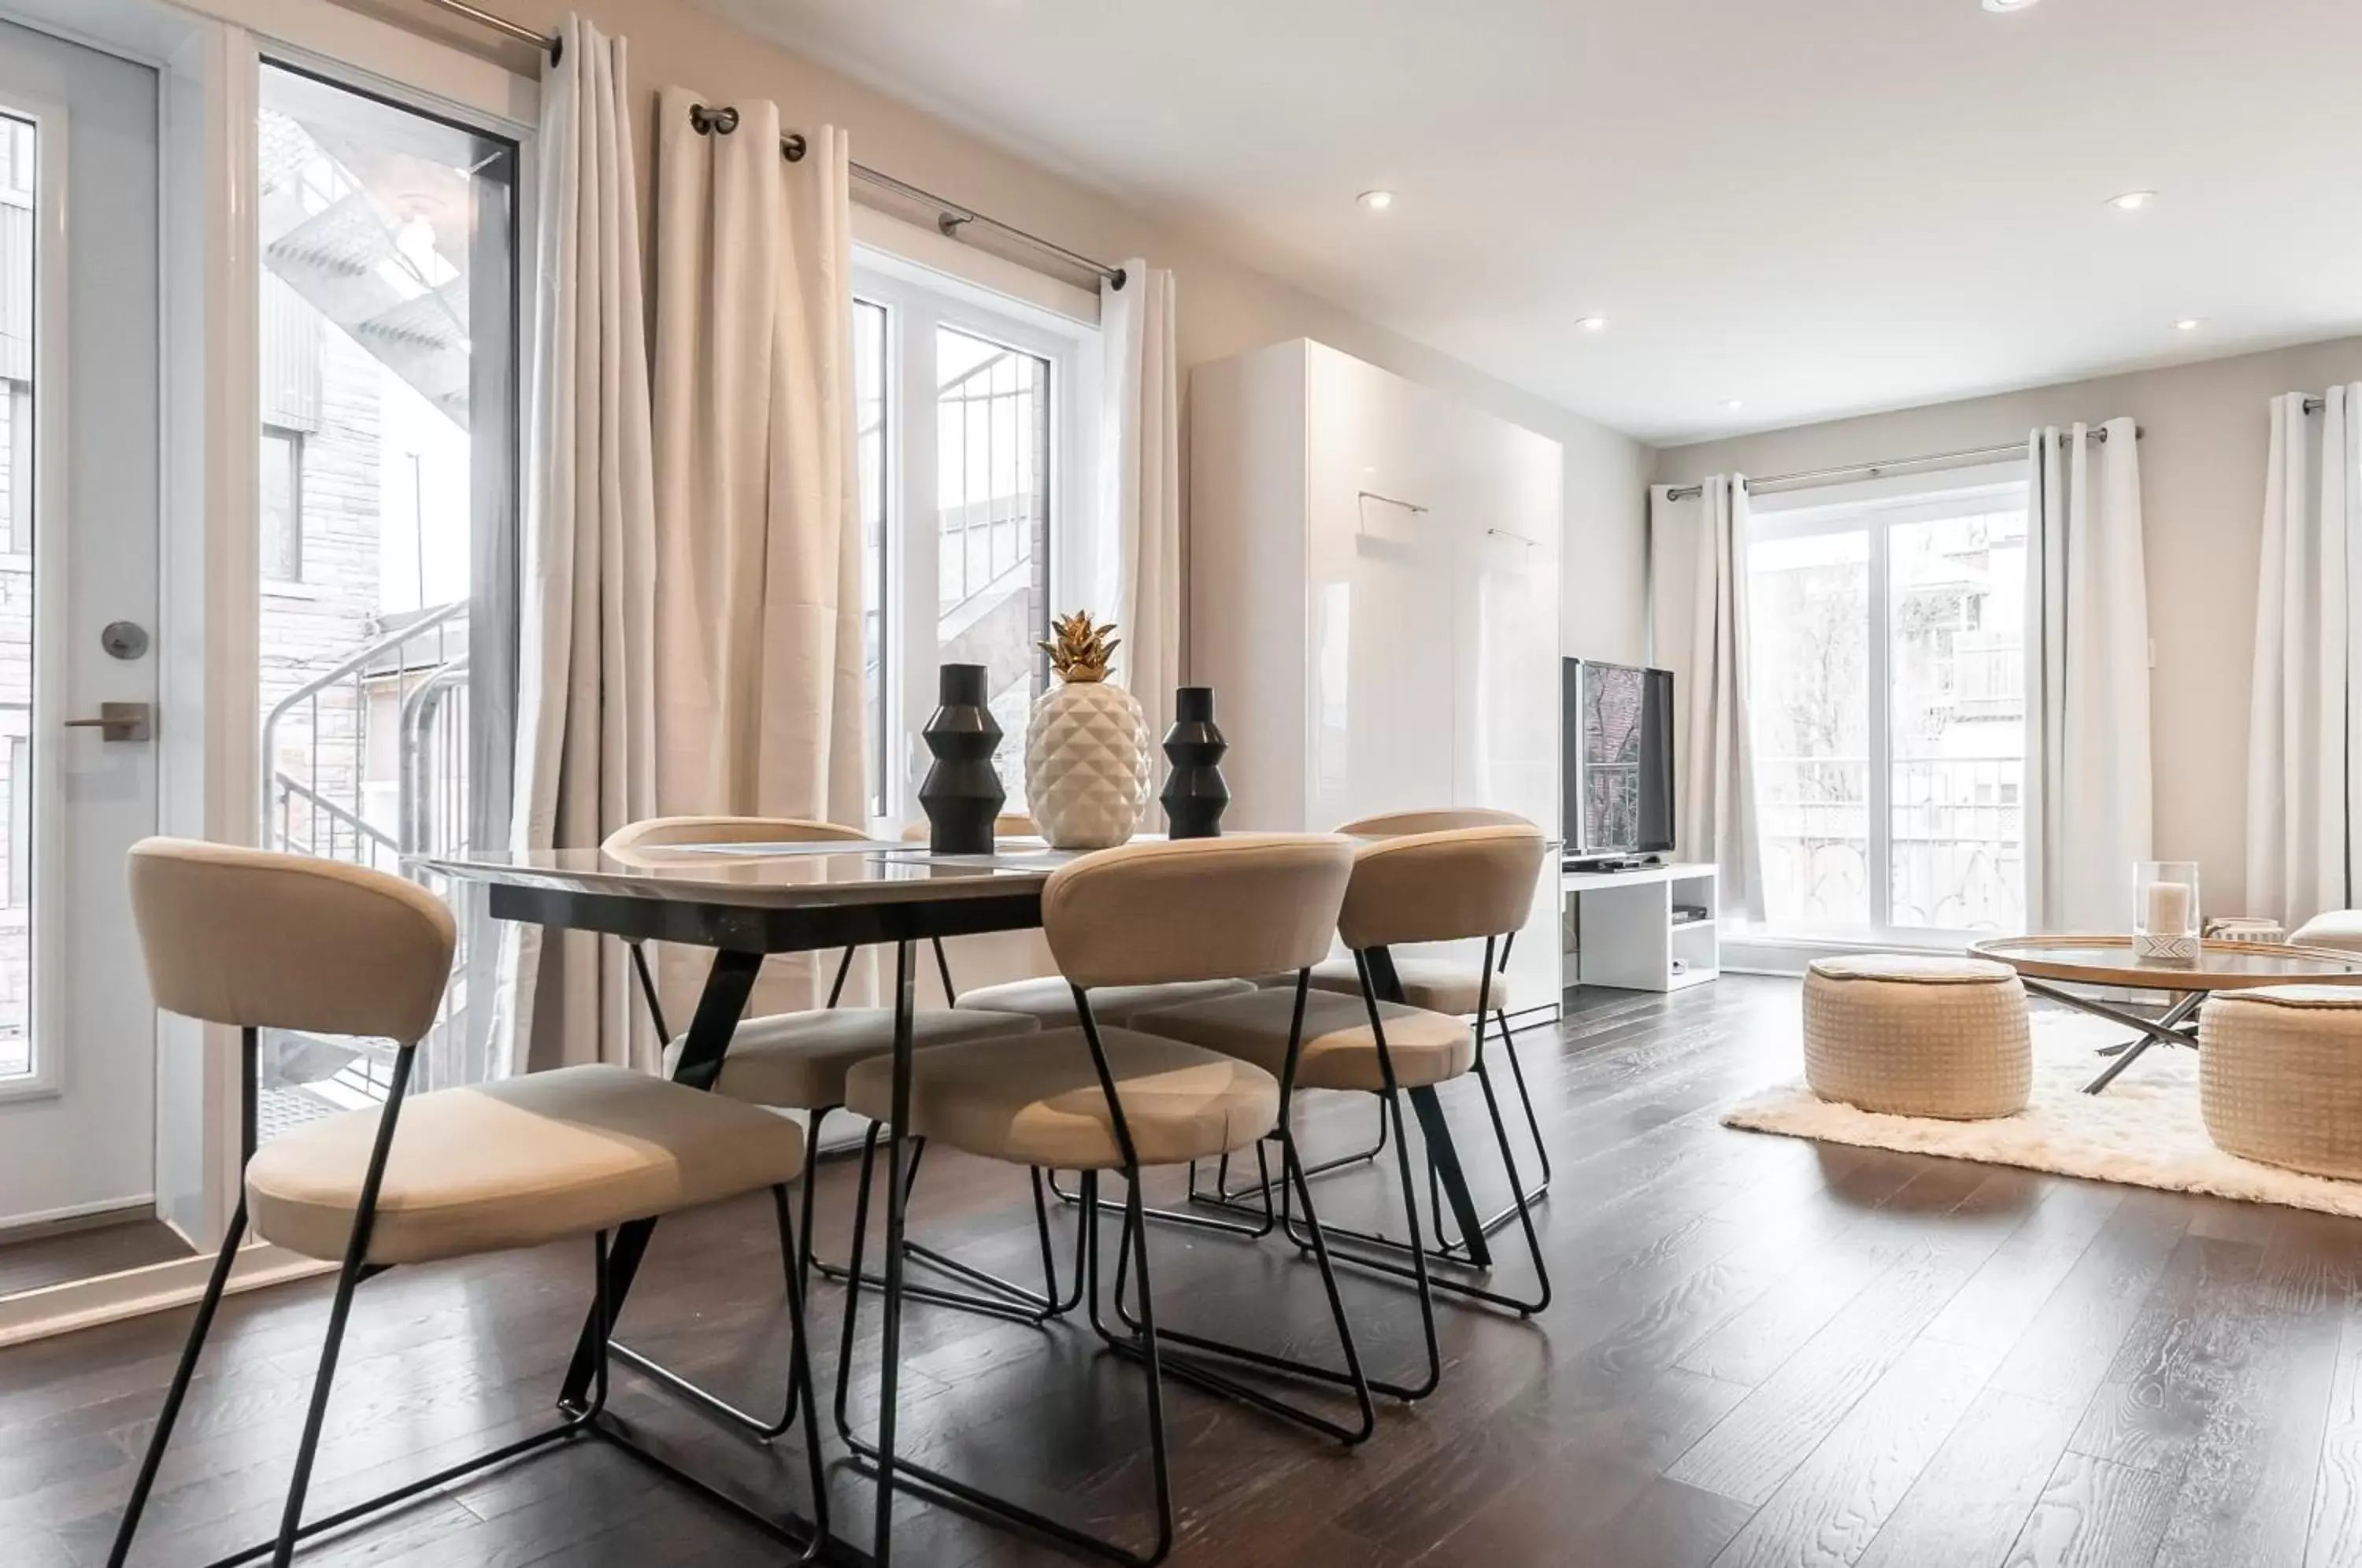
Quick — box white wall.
[1656,335,2362,916]
[350,0,1653,666]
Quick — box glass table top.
[1971,934,2362,987]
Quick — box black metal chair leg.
[106,1200,249,1568]
[1098,1132,1380,1438]
[1496,1010,1553,1185]
[813,1126,1082,1326]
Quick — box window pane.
[0,115,31,1078]
[1749,530,1871,930]
[855,298,887,819]
[934,324,1049,809]
[259,427,302,581]
[254,67,516,1117]
[1888,509,2027,931]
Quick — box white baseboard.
[0,1243,334,1349]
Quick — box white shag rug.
[1723,1010,2362,1218]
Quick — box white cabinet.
[1190,339,1564,1022]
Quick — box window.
[254,64,519,1111]
[260,426,302,582]
[1746,473,2030,939]
[853,263,1092,824]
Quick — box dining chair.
[598,815,1065,1439]
[943,813,1257,1028]
[1211,806,1553,1241]
[106,840,827,1568]
[834,835,1373,1566]
[1131,822,1554,1403]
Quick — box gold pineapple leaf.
[1038,611,1120,683]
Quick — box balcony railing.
[1756,753,2025,933]
[261,601,473,1107]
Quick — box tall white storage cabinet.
[1190,339,1564,1023]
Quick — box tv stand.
[1562,861,1719,993]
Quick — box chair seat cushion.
[713,1008,1038,1110]
[1272,956,1509,1016]
[1131,987,1474,1093]
[246,1065,805,1267]
[842,1030,1278,1170]
[953,975,1256,1027]
[2292,912,2362,956]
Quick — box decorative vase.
[1161,686,1229,839]
[919,663,1005,855]
[1024,612,1149,850]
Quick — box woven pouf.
[1801,954,2031,1120]
[2200,986,2362,1179]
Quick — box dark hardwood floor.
[0,1218,193,1299]
[8,974,2362,1566]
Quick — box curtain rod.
[1662,426,2139,503]
[687,105,1126,290]
[416,0,560,59]
[408,2,1127,290]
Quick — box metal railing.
[261,601,472,1099]
[1755,753,2026,933]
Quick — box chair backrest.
[898,813,1039,843]
[128,838,457,1043]
[1336,807,1531,838]
[604,815,870,854]
[1042,836,1353,990]
[1337,823,1546,952]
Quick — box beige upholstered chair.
[1801,954,2031,1119]
[108,840,826,1566]
[598,815,1051,1429]
[1135,821,1554,1388]
[837,834,1370,1561]
[1253,806,1553,1197]
[2200,986,2362,1178]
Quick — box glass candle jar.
[2134,861,2201,963]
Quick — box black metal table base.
[2023,978,2208,1094]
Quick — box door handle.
[64,702,153,742]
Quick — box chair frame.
[828,972,1376,1568]
[106,1029,831,1568]
[609,928,1086,1444]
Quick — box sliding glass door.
[1746,475,2031,942]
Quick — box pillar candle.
[2144,880,2192,936]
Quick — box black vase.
[919,664,1005,855]
[1160,686,1229,839]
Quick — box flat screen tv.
[1564,659,1675,861]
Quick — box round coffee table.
[1968,935,2362,1093]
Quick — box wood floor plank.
[2004,1452,2182,1568]
[4,975,2360,1568]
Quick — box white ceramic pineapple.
[1024,612,1150,849]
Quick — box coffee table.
[1969,935,2362,1093]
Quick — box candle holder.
[2134,861,2201,964]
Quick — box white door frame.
[0,0,535,1342]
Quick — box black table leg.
[2020,980,2208,1096]
[1365,946,1493,1271]
[558,946,765,1411]
[872,941,916,1564]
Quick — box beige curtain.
[1103,261,1181,812]
[1649,477,1764,921]
[499,17,658,1074]
[2024,420,2152,930]
[651,91,866,1018]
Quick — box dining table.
[423,834,1503,1562]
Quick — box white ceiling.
[700,0,2362,446]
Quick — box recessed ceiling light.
[1357,189,1394,212]
[2175,318,2204,331]
[1575,315,1609,333]
[2109,190,2157,212]
[1722,398,1746,411]
[1982,0,2040,12]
